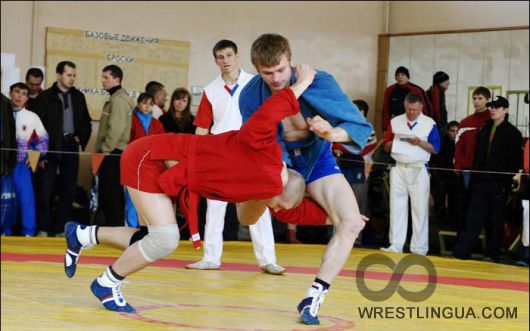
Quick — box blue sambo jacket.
[240,69,373,174]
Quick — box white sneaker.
[380,246,402,253]
[37,231,48,237]
[185,260,221,270]
[261,263,285,275]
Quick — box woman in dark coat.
[158,87,196,134]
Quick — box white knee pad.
[138,224,180,262]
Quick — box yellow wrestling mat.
[1,237,528,330]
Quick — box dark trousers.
[98,149,124,226]
[432,172,459,227]
[455,173,471,232]
[36,136,79,234]
[445,176,459,225]
[453,180,508,261]
[342,166,368,214]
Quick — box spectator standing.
[25,68,44,112]
[5,83,48,236]
[453,87,491,231]
[24,67,45,220]
[516,93,529,266]
[95,64,135,227]
[159,88,196,134]
[382,66,432,133]
[431,121,459,228]
[34,61,92,237]
[427,71,451,226]
[516,133,529,266]
[426,71,450,131]
[145,81,167,119]
[453,96,523,262]
[124,93,165,228]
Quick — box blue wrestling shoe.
[90,278,136,313]
[297,284,328,325]
[64,221,83,278]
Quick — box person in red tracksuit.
[382,66,432,133]
[62,65,320,314]
[453,86,491,230]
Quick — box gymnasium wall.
[388,1,529,34]
[1,1,384,112]
[387,29,529,135]
[1,1,385,189]
[377,1,529,136]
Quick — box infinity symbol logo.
[355,254,437,302]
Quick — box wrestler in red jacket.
[120,84,302,248]
[63,65,320,314]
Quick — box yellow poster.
[45,27,190,120]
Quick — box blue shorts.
[290,141,342,184]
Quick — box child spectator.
[124,93,165,227]
[4,83,48,236]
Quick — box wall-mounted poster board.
[45,27,190,120]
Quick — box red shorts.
[120,136,167,193]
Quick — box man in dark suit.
[34,61,92,237]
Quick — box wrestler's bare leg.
[95,227,139,250]
[110,187,178,276]
[306,174,364,284]
[64,203,151,278]
[66,160,180,257]
[74,163,179,252]
[295,173,364,325]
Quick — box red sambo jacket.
[148,88,300,247]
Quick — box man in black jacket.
[453,96,523,262]
[34,61,92,237]
[25,67,44,112]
